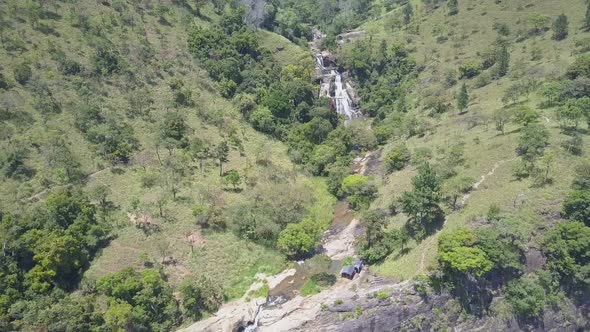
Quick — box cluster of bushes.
[73,101,139,164]
[0,190,109,328]
[434,165,590,319]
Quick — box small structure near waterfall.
[341,259,364,280]
[340,265,356,280]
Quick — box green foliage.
[495,45,510,78]
[301,272,337,296]
[341,175,377,210]
[160,111,190,149]
[543,221,590,296]
[557,99,584,129]
[528,13,549,34]
[442,176,474,210]
[223,170,241,189]
[0,147,34,179]
[0,189,109,329]
[98,268,181,331]
[517,123,549,160]
[562,190,590,225]
[572,161,590,191]
[493,108,511,134]
[359,209,409,264]
[180,276,224,320]
[92,43,122,75]
[566,54,590,80]
[399,163,443,239]
[250,107,275,134]
[457,83,469,111]
[506,274,547,318]
[552,14,569,41]
[438,229,493,277]
[512,105,539,126]
[385,144,411,173]
[403,4,414,25]
[13,62,32,85]
[448,0,459,16]
[458,62,482,79]
[277,219,320,257]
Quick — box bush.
[13,62,32,84]
[458,62,482,79]
[562,190,590,225]
[566,54,590,80]
[385,144,411,173]
[0,72,8,89]
[92,44,121,75]
[341,175,377,210]
[474,72,491,88]
[506,275,546,319]
[180,276,224,320]
[562,133,583,156]
[494,23,511,36]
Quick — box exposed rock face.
[242,0,267,27]
[300,283,589,332]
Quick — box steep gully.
[180,31,374,332]
[179,29,570,332]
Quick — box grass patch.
[249,283,270,299]
[300,272,337,296]
[300,278,321,296]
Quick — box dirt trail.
[419,158,516,272]
[25,167,111,202]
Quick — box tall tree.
[215,141,229,176]
[403,3,413,26]
[457,83,469,112]
[399,163,443,239]
[496,45,510,78]
[189,139,210,176]
[448,0,459,16]
[552,14,569,40]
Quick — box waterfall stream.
[239,30,363,332]
[314,50,362,120]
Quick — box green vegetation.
[2,0,590,329]
[0,0,338,329]
[300,272,337,296]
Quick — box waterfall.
[315,54,325,72]
[313,33,362,121]
[243,306,263,332]
[332,70,361,120]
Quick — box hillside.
[353,0,589,279]
[1,0,589,331]
[0,1,333,330]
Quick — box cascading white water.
[332,70,361,120]
[243,306,263,332]
[315,53,325,71]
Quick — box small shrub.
[385,144,411,173]
[474,72,491,88]
[375,290,389,300]
[494,23,511,36]
[459,62,482,79]
[562,133,583,156]
[300,279,320,296]
[14,62,32,84]
[412,147,432,165]
[342,256,353,266]
[0,72,9,90]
